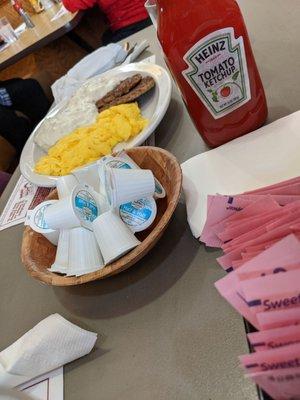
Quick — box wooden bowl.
[21,147,182,286]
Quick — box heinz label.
[182,27,251,119]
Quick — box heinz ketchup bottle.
[156,0,268,147]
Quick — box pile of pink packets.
[201,176,300,399]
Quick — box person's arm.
[62,0,97,13]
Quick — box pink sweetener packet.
[221,203,300,244]
[292,222,300,230]
[240,270,300,315]
[245,182,300,196]
[268,182,300,196]
[200,195,254,247]
[257,308,300,330]
[266,208,300,232]
[200,195,300,247]
[245,240,279,253]
[223,239,267,255]
[271,194,300,205]
[203,194,282,245]
[231,259,246,269]
[217,222,300,270]
[235,194,300,206]
[222,225,271,252]
[237,235,300,281]
[220,196,279,225]
[252,182,300,196]
[222,212,300,253]
[214,272,260,329]
[222,224,291,254]
[218,245,258,271]
[241,251,262,260]
[248,325,300,352]
[246,367,300,400]
[233,194,300,208]
[244,176,300,194]
[219,208,285,243]
[225,199,300,233]
[239,342,300,373]
[213,196,280,237]
[219,239,276,270]
[207,195,214,215]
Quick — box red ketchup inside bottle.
[157,0,268,147]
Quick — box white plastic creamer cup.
[97,156,118,197]
[56,174,78,199]
[98,155,132,170]
[44,196,80,230]
[49,229,70,273]
[67,227,104,276]
[119,197,157,233]
[24,210,32,226]
[117,151,166,199]
[44,184,107,231]
[92,210,141,265]
[98,155,133,197]
[71,183,108,230]
[105,168,155,208]
[72,162,100,192]
[29,200,59,245]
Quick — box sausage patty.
[96,74,142,109]
[97,76,155,112]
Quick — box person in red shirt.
[63,0,152,45]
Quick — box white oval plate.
[20,62,172,187]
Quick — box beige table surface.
[0,4,81,70]
[1,0,300,398]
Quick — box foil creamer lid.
[71,183,108,230]
[119,197,157,233]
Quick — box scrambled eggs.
[35,103,148,176]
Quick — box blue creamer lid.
[119,197,157,233]
[72,184,107,230]
[105,159,132,169]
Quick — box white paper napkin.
[14,23,26,36]
[0,314,97,387]
[51,43,127,103]
[50,4,69,21]
[181,111,300,238]
[122,40,149,65]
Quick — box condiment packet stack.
[180,112,300,398]
[201,176,300,269]
[26,152,166,277]
[198,176,300,399]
